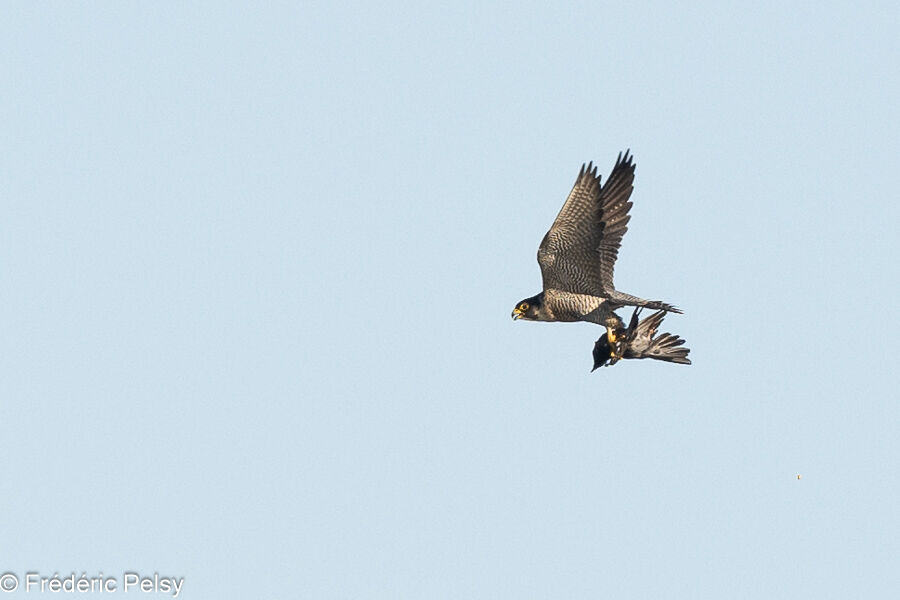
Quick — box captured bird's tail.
[641,331,692,365]
[607,290,682,314]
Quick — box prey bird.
[592,308,692,370]
[511,151,681,358]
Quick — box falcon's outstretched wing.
[537,151,635,295]
[594,151,635,292]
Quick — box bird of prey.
[511,151,681,358]
[592,308,691,370]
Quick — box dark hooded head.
[510,293,544,321]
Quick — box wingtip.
[616,149,633,166]
[578,160,600,183]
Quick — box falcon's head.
[511,293,544,321]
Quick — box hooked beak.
[511,308,524,320]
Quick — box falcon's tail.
[608,290,682,314]
[643,332,692,365]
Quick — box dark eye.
[520,303,529,311]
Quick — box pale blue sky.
[2,2,899,598]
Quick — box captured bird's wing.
[537,151,635,295]
[631,309,665,344]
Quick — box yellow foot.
[606,325,623,359]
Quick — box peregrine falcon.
[511,151,682,357]
[592,308,692,370]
